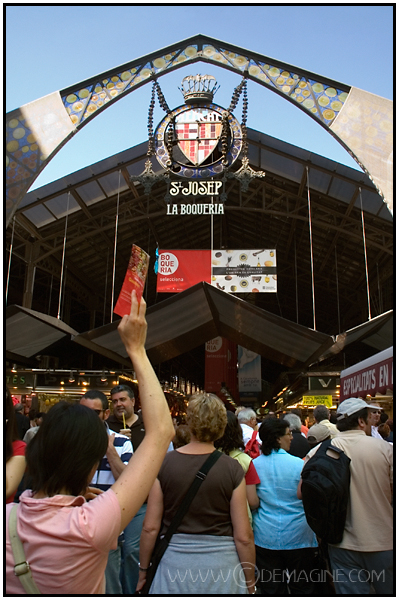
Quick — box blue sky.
[5,4,394,190]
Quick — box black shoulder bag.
[140,450,222,595]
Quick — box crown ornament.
[178,74,220,104]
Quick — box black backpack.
[301,439,351,544]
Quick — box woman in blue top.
[252,417,318,595]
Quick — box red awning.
[340,347,393,400]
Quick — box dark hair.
[215,411,245,454]
[173,424,191,449]
[81,389,108,410]
[26,402,108,497]
[6,387,18,462]
[110,384,136,399]
[386,419,393,432]
[313,405,329,423]
[29,408,37,421]
[336,407,369,432]
[378,423,390,439]
[259,417,290,455]
[329,412,338,424]
[380,412,389,424]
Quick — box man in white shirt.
[302,397,393,595]
[237,408,260,446]
[312,405,339,438]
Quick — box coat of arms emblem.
[155,75,243,178]
[174,107,223,166]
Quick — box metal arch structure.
[6,34,393,228]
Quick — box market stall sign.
[300,395,333,407]
[340,347,393,400]
[308,376,339,391]
[6,371,34,388]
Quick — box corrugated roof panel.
[45,193,80,219]
[97,171,129,196]
[77,180,106,206]
[23,204,56,228]
[328,177,357,204]
[307,166,331,195]
[354,187,383,216]
[260,148,303,183]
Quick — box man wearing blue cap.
[322,398,393,594]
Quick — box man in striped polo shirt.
[80,390,133,594]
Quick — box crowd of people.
[5,292,393,595]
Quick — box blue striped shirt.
[90,424,133,492]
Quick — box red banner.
[340,347,393,400]
[204,337,229,395]
[156,250,211,293]
[204,337,238,402]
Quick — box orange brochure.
[113,245,150,317]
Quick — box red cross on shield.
[175,107,222,166]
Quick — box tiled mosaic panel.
[6,111,47,209]
[61,42,349,129]
[4,37,362,214]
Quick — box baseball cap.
[307,423,331,444]
[337,398,381,420]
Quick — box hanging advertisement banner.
[157,249,277,293]
[156,250,211,293]
[211,249,276,293]
[238,346,262,393]
[204,337,228,394]
[204,337,238,402]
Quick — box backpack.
[245,430,260,459]
[301,439,351,544]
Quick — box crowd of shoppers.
[5,294,393,595]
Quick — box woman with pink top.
[5,293,175,595]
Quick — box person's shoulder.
[229,448,250,462]
[12,439,27,454]
[220,451,243,465]
[105,414,120,428]
[282,449,304,464]
[129,411,144,430]
[112,429,131,442]
[369,435,393,453]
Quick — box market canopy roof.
[6,305,78,360]
[7,127,393,341]
[73,282,334,368]
[316,309,393,362]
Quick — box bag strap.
[8,505,41,594]
[157,450,222,552]
[250,430,258,443]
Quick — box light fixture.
[68,371,75,383]
[11,364,17,373]
[101,370,107,382]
